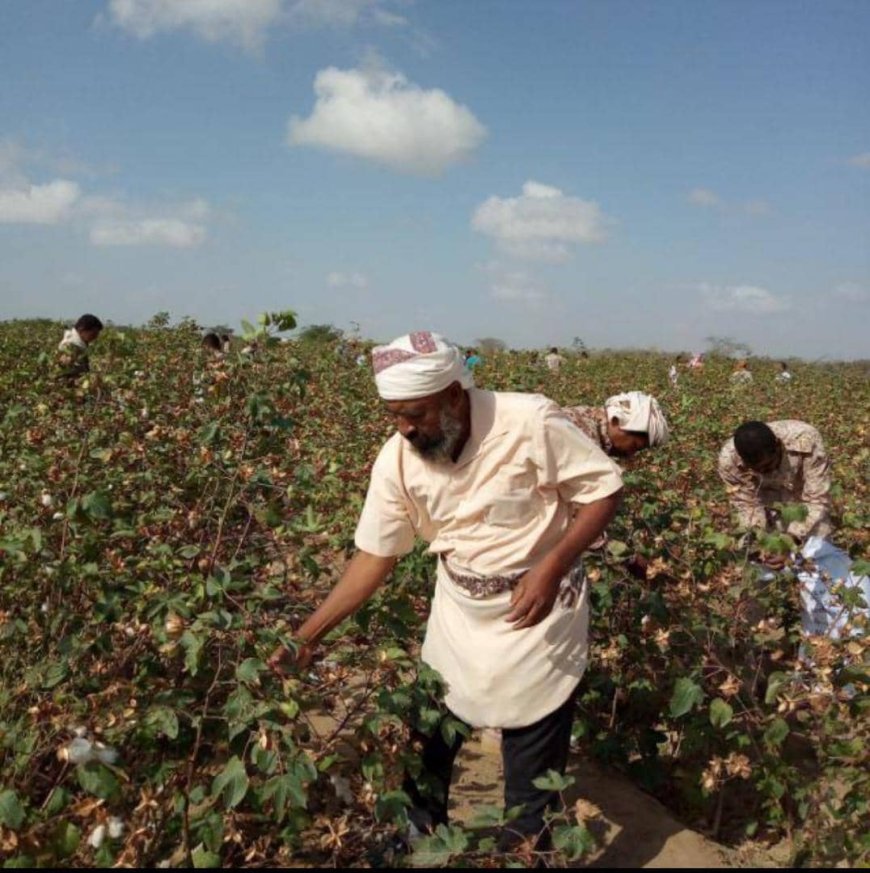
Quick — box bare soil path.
[450,731,745,868]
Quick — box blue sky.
[1,0,868,358]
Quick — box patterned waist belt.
[439,555,585,602]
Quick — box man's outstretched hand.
[268,641,314,677]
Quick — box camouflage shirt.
[718,420,832,541]
[560,405,613,456]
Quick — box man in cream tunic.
[272,331,623,848]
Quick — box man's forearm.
[537,490,623,579]
[295,551,398,647]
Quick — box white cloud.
[104,0,417,49]
[832,283,869,304]
[848,152,870,169]
[104,0,284,50]
[90,217,207,248]
[327,271,368,289]
[0,180,81,224]
[287,61,486,175]
[472,181,610,262]
[688,187,721,208]
[701,283,791,315]
[288,0,402,28]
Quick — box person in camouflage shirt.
[55,314,103,381]
[561,391,669,459]
[718,420,832,542]
[561,392,669,561]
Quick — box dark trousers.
[403,688,578,845]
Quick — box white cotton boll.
[73,725,88,738]
[52,512,64,520]
[41,491,53,508]
[41,601,50,614]
[88,824,107,849]
[108,816,124,839]
[67,737,95,764]
[94,742,118,765]
[0,492,7,501]
[330,774,354,805]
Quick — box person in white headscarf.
[561,391,669,459]
[270,330,624,853]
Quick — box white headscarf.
[604,391,669,447]
[372,331,473,400]
[58,328,86,351]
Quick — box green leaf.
[145,706,180,740]
[199,422,220,445]
[669,677,704,718]
[606,539,629,557]
[42,661,69,689]
[44,787,70,817]
[260,773,307,822]
[235,658,265,686]
[211,756,249,809]
[180,630,204,676]
[0,790,25,830]
[531,769,575,792]
[50,820,81,859]
[77,762,121,801]
[709,698,734,728]
[3,856,36,868]
[765,672,789,705]
[764,718,790,749]
[191,844,221,868]
[467,804,505,829]
[553,823,596,859]
[374,789,411,823]
[82,491,113,520]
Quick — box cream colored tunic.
[355,389,624,728]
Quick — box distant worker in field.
[668,356,682,388]
[270,331,623,852]
[688,351,705,370]
[201,332,224,357]
[545,346,565,372]
[464,348,482,371]
[56,313,103,381]
[221,334,232,354]
[562,391,670,459]
[775,361,793,384]
[730,359,754,385]
[718,421,869,640]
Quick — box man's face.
[747,442,783,475]
[385,389,464,463]
[80,328,101,345]
[606,420,649,458]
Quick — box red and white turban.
[604,391,670,447]
[372,331,473,401]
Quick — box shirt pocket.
[483,465,540,527]
[485,491,537,527]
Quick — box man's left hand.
[505,565,561,630]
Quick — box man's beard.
[408,407,464,463]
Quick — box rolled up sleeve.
[537,404,623,504]
[354,443,417,558]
